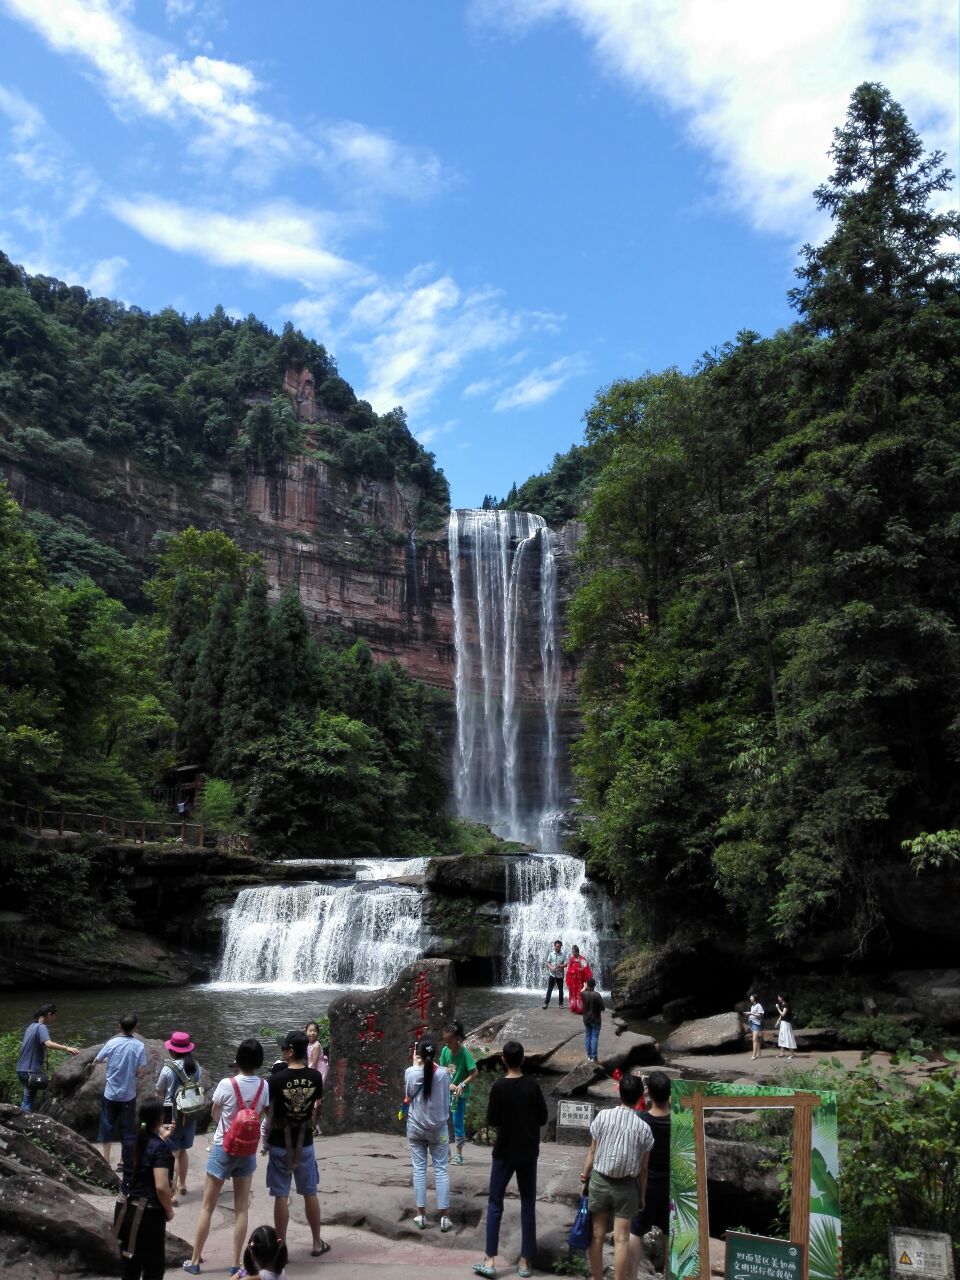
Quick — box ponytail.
[132,1099,164,1172]
[417,1036,438,1101]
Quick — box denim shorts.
[167,1117,197,1152]
[265,1144,319,1197]
[206,1144,257,1181]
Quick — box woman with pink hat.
[156,1030,204,1198]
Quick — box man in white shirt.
[542,940,568,1008]
[580,1074,653,1280]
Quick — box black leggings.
[115,1201,167,1280]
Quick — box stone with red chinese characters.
[324,958,456,1134]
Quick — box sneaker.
[452,1152,464,1166]
[182,1266,200,1276]
[414,1214,428,1230]
[440,1216,454,1233]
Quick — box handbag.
[26,1069,49,1090]
[567,1193,592,1250]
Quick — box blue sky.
[0,1,956,507]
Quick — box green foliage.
[23,511,137,599]
[901,829,960,872]
[196,778,241,831]
[0,1030,21,1104]
[500,441,605,524]
[0,836,133,938]
[464,1070,494,1138]
[570,86,960,953]
[444,821,524,857]
[551,1252,589,1276]
[0,253,449,512]
[145,527,260,625]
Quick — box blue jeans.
[486,1155,538,1260]
[17,1071,35,1112]
[450,1095,466,1144]
[409,1137,449,1210]
[584,1023,600,1060]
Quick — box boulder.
[889,969,960,1029]
[600,1031,660,1072]
[0,1160,121,1274]
[39,1037,195,1140]
[612,932,742,1015]
[663,1013,744,1054]
[470,1007,582,1068]
[425,855,510,900]
[704,1136,780,1200]
[325,958,456,1135]
[662,996,697,1023]
[550,1061,607,1098]
[0,1105,117,1189]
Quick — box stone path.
[84,1133,590,1279]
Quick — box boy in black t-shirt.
[581,978,605,1062]
[262,1030,329,1258]
[473,1040,548,1280]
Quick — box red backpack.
[222,1078,264,1156]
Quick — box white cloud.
[0,83,97,221]
[494,354,587,411]
[3,0,445,196]
[463,377,498,399]
[109,195,359,286]
[346,274,529,414]
[86,254,128,296]
[416,419,458,446]
[474,0,959,236]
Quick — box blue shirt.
[17,1022,50,1074]
[96,1035,147,1101]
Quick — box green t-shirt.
[439,1043,477,1096]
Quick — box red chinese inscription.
[359,1012,384,1043]
[356,1060,387,1095]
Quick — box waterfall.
[502,854,613,991]
[448,509,562,848]
[215,882,422,988]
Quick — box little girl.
[242,1226,287,1280]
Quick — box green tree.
[216,574,278,775]
[146,527,260,625]
[180,583,236,765]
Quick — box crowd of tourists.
[15,996,670,1280]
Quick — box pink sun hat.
[164,1030,195,1054]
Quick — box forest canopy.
[0,254,449,527]
[567,84,960,956]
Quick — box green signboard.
[725,1232,805,1280]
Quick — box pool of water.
[0,983,549,1084]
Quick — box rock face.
[0,1103,191,1275]
[663,1012,745,1054]
[325,958,456,1136]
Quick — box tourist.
[581,978,605,1063]
[542,939,567,1008]
[628,1071,671,1276]
[183,1037,269,1277]
[747,993,765,1060]
[776,993,797,1060]
[580,1074,654,1280]
[566,945,591,1014]
[472,1039,548,1280]
[155,1030,203,1198]
[262,1029,329,1258]
[115,1097,175,1280]
[305,1020,329,1085]
[440,1019,478,1165]
[15,1003,79,1112]
[405,1035,453,1232]
[96,1013,148,1167]
[243,1225,288,1280]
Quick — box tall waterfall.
[215,882,422,987]
[448,509,562,848]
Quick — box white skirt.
[778,1021,797,1050]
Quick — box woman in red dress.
[565,946,591,1013]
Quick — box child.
[748,993,764,1059]
[242,1225,287,1280]
[580,978,605,1062]
[439,1019,478,1166]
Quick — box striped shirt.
[591,1104,654,1179]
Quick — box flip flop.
[311,1241,332,1257]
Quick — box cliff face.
[0,440,582,702]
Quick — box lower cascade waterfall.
[215,881,422,988]
[502,853,615,991]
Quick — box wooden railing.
[3,800,252,853]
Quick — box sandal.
[473,1265,496,1279]
[311,1241,331,1257]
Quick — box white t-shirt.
[210,1073,269,1147]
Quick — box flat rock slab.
[471,1006,583,1067]
[664,1012,744,1053]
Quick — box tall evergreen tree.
[270,586,321,711]
[181,582,236,765]
[215,573,278,776]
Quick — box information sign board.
[889,1230,954,1280]
[725,1232,804,1280]
[558,1100,594,1129]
